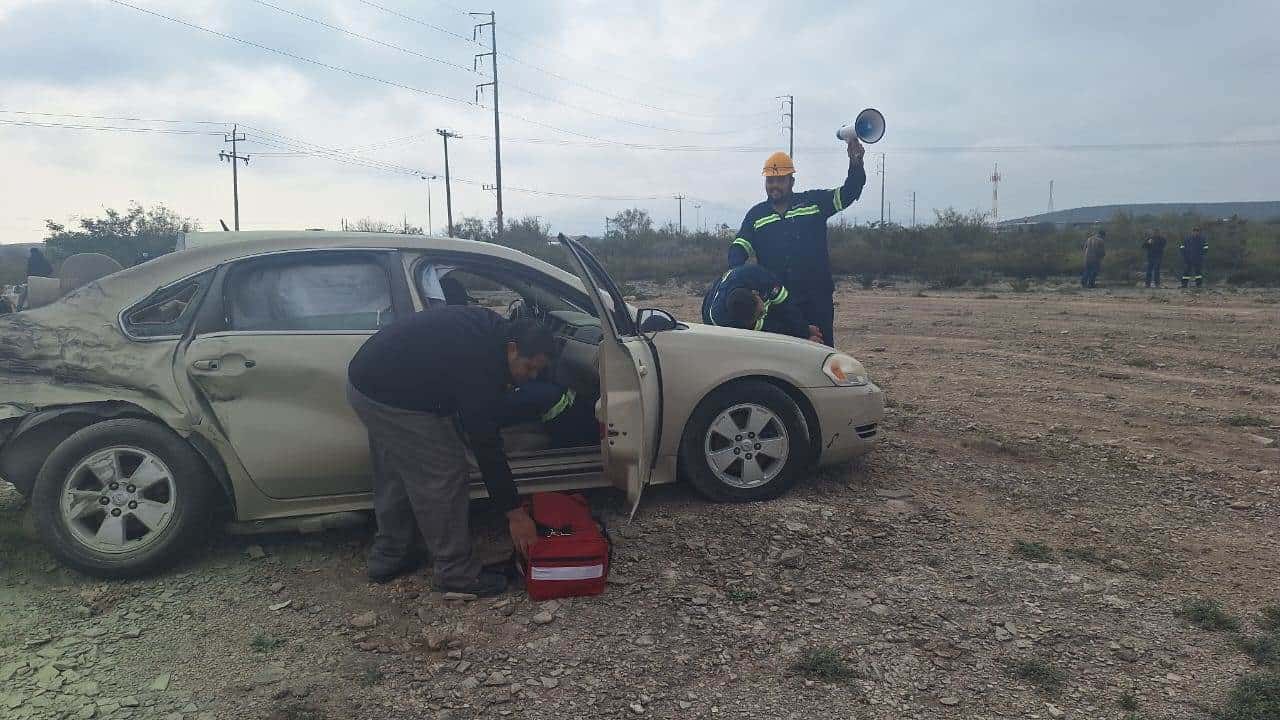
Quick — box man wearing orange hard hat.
[728,137,866,347]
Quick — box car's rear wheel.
[680,381,808,502]
[31,419,215,578]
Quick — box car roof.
[99,231,582,293]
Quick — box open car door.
[557,235,662,515]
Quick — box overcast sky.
[2,0,1278,244]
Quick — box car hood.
[0,281,185,424]
[654,321,868,389]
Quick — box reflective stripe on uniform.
[753,214,782,230]
[834,187,844,211]
[784,204,821,219]
[771,285,789,303]
[540,389,577,422]
[731,237,755,257]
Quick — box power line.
[498,21,739,104]
[242,125,691,202]
[254,1,767,136]
[104,0,471,105]
[9,108,1278,158]
[246,0,474,72]
[357,0,751,111]
[0,118,227,136]
[354,0,478,45]
[0,109,229,127]
[103,0,751,149]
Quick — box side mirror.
[636,308,677,334]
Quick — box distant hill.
[0,243,42,260]
[1005,201,1280,226]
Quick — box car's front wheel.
[680,381,809,502]
[31,419,216,578]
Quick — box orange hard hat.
[762,151,795,177]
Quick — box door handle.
[191,359,221,371]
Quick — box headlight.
[822,353,869,386]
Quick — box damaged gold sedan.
[1,232,883,577]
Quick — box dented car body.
[0,232,883,577]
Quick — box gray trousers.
[346,382,481,588]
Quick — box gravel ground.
[2,284,1278,720]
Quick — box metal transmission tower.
[1048,179,1055,213]
[990,163,1002,231]
[218,124,250,230]
[877,153,886,226]
[472,10,503,239]
[436,129,461,237]
[777,95,794,158]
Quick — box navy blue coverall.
[701,264,810,338]
[727,164,867,347]
[1180,232,1208,288]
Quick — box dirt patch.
[2,286,1278,719]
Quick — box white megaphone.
[837,108,886,144]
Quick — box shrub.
[791,647,857,682]
[1180,598,1241,632]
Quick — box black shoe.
[368,553,425,584]
[433,570,508,597]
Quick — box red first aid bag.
[518,493,611,601]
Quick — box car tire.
[680,380,808,502]
[31,419,215,578]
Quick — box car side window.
[225,253,395,332]
[122,270,214,338]
[415,258,594,317]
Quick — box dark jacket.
[701,264,809,338]
[1083,234,1106,265]
[348,306,519,513]
[1181,232,1208,262]
[727,164,867,299]
[1143,234,1167,259]
[27,249,53,278]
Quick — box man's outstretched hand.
[807,325,824,343]
[507,507,538,558]
[847,137,865,165]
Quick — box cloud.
[2,0,1279,244]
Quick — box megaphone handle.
[847,137,866,163]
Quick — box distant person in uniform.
[1142,228,1167,288]
[1081,229,1106,288]
[1180,226,1208,288]
[27,247,54,278]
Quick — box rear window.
[225,254,394,332]
[122,270,213,338]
